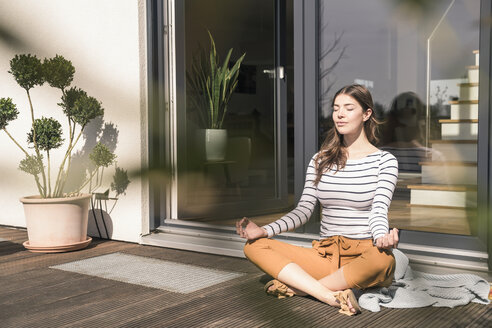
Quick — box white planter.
[20,193,92,253]
[197,129,228,162]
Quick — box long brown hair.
[314,84,380,185]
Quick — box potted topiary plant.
[0,53,122,252]
[187,31,245,161]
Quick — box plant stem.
[76,167,98,194]
[47,150,51,197]
[97,167,105,190]
[3,128,30,157]
[27,90,48,195]
[57,126,83,196]
[109,199,118,214]
[33,174,44,197]
[53,125,84,197]
[95,168,100,191]
[3,128,46,197]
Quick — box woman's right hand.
[236,217,268,241]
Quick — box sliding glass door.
[174,0,292,222]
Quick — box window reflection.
[318,0,480,236]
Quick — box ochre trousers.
[243,236,395,289]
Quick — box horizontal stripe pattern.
[263,151,398,241]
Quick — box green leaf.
[27,117,64,151]
[0,97,19,129]
[58,87,87,118]
[71,94,104,126]
[186,31,246,129]
[43,55,75,90]
[8,54,44,91]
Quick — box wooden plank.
[406,203,477,210]
[0,226,490,328]
[0,238,108,272]
[439,119,478,123]
[0,240,137,277]
[62,274,262,328]
[407,184,477,191]
[449,100,478,104]
[418,161,477,166]
[429,139,477,144]
[4,280,164,328]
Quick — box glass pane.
[318,0,480,236]
[175,0,294,222]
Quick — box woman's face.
[332,94,372,136]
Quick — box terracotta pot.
[20,193,92,253]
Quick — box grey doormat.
[50,252,245,294]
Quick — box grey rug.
[50,252,245,294]
[0,238,7,242]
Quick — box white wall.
[0,0,148,243]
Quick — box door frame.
[147,0,491,270]
[150,0,292,223]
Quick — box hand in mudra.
[236,217,268,241]
[375,228,399,249]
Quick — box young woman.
[236,84,399,316]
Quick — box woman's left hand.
[375,228,399,249]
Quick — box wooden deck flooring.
[1,226,490,328]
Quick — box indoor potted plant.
[187,31,245,161]
[0,54,120,252]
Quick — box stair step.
[407,184,477,191]
[429,140,477,161]
[406,203,473,210]
[449,100,478,104]
[466,66,479,83]
[439,119,478,141]
[450,102,478,120]
[458,83,479,101]
[473,50,479,54]
[439,119,478,123]
[408,185,477,208]
[419,162,477,185]
[429,140,477,144]
[419,161,476,166]
[466,65,479,69]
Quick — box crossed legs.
[275,263,352,308]
[244,237,395,312]
[243,238,354,309]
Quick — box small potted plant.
[187,31,245,161]
[0,53,123,252]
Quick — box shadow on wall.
[64,116,119,192]
[0,24,27,50]
[89,204,114,239]
[63,116,120,240]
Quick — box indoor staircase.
[407,50,479,210]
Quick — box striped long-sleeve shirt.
[262,150,399,241]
